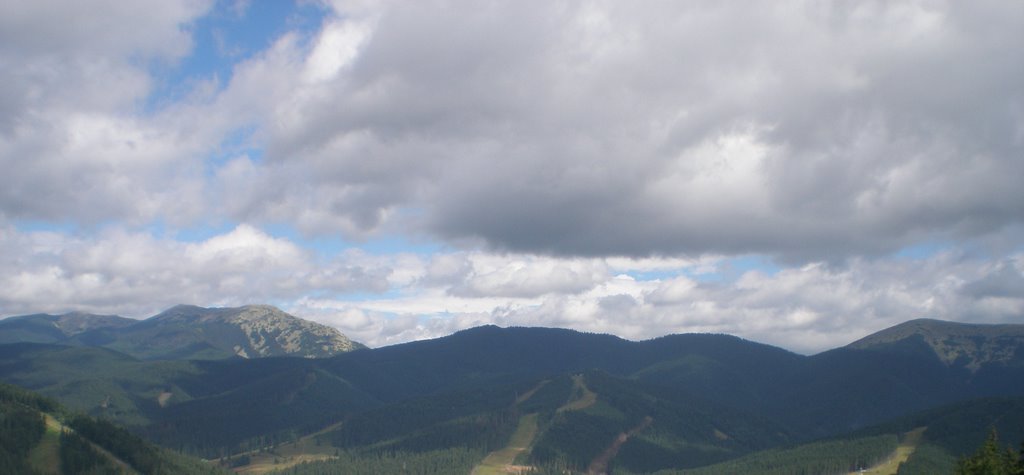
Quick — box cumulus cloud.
[0,0,217,225]
[2,216,1021,353]
[4,1,1020,260]
[188,1,1024,261]
[0,224,389,317]
[290,250,1024,352]
[2,1,1022,352]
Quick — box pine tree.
[955,428,1024,475]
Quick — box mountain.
[100,304,366,360]
[2,317,1024,473]
[0,304,366,360]
[0,312,135,345]
[848,318,1024,371]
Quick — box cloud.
[0,224,390,317]
[2,1,1022,353]
[5,1,1018,261]
[2,217,1021,353]
[184,1,1024,261]
[291,250,1024,352]
[0,0,217,225]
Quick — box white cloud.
[152,0,1022,262]
[304,17,375,83]
[0,0,218,226]
[0,224,389,317]
[1,1,1022,353]
[289,250,1024,352]
[2,216,1021,353]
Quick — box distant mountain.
[0,312,135,344]
[2,317,1024,473]
[848,318,1024,370]
[106,304,366,360]
[0,304,365,360]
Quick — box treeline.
[68,414,166,473]
[894,443,956,475]
[668,434,898,475]
[278,447,483,475]
[141,366,369,457]
[531,409,630,470]
[951,429,1024,475]
[525,371,790,473]
[59,429,121,474]
[63,412,229,474]
[0,391,47,474]
[329,383,522,453]
[0,382,226,475]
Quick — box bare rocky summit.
[848,318,1024,370]
[140,304,366,359]
[0,304,365,360]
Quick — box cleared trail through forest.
[472,413,540,475]
[586,416,654,475]
[847,427,926,475]
[473,379,557,475]
[557,374,596,413]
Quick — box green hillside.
[0,382,226,475]
[672,397,1024,475]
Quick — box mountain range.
[1,306,1023,474]
[0,304,365,360]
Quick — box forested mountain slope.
[0,382,225,474]
[1,318,1023,473]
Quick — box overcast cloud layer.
[1,0,1022,353]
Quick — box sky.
[1,0,1022,354]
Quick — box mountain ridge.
[3,316,1024,472]
[0,304,365,360]
[847,317,1024,370]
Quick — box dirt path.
[847,427,926,475]
[586,416,653,475]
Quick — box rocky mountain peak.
[146,304,365,358]
[848,318,1024,370]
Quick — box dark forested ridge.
[1,317,1023,473]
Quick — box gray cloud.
[2,1,1020,261]
[2,1,1022,351]
[205,1,1023,261]
[0,0,215,225]
[963,260,1024,299]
